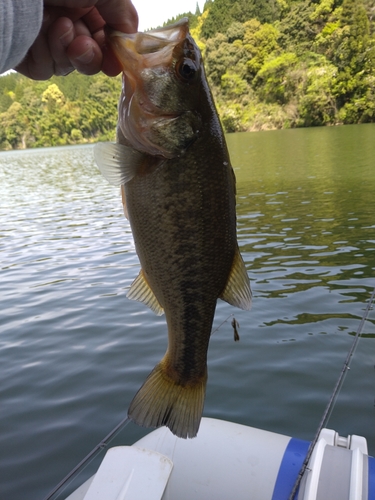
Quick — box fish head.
[108,19,204,158]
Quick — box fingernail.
[76,47,95,65]
[55,67,74,77]
[60,27,74,48]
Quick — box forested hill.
[1,0,375,150]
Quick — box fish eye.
[176,58,197,82]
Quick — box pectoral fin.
[127,269,164,316]
[94,142,144,186]
[220,247,252,310]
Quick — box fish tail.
[128,359,207,439]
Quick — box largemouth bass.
[94,18,251,439]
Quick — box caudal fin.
[128,361,207,439]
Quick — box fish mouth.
[107,18,189,68]
[107,19,194,157]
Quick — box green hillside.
[1,0,375,149]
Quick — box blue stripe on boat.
[271,437,310,500]
[369,456,375,500]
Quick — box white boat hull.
[66,417,375,500]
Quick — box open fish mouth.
[107,18,191,118]
[106,19,202,158]
[107,18,190,63]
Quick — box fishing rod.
[43,415,131,500]
[288,284,375,500]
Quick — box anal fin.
[127,269,164,316]
[220,246,252,310]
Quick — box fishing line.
[43,415,131,500]
[211,313,235,336]
[288,284,375,500]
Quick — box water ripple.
[1,130,375,498]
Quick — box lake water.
[1,125,374,499]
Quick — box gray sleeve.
[0,0,43,74]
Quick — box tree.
[278,0,320,51]
[201,0,233,38]
[230,0,283,24]
[0,102,25,148]
[42,83,65,112]
[226,21,246,43]
[334,0,371,72]
[201,0,283,38]
[205,32,248,86]
[298,58,338,125]
[254,52,299,104]
[243,20,280,78]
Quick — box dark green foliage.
[201,0,233,38]
[334,0,371,72]
[205,32,248,85]
[278,1,320,51]
[201,0,282,38]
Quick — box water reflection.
[228,126,375,314]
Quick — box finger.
[81,8,106,35]
[43,0,138,32]
[48,17,75,76]
[96,0,138,32]
[101,44,123,76]
[15,32,55,80]
[73,18,96,37]
[43,5,93,29]
[66,35,103,75]
[74,16,105,50]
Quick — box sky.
[133,0,206,31]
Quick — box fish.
[94,18,252,439]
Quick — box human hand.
[15,0,138,80]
